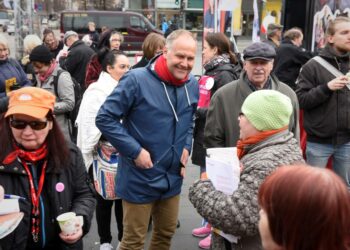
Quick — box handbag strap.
[312,56,344,78]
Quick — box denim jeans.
[306,141,350,187]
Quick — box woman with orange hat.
[0,87,95,250]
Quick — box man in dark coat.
[296,16,350,188]
[59,31,95,91]
[274,28,312,90]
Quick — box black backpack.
[53,69,83,142]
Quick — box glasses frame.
[10,118,48,130]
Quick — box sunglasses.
[10,119,48,130]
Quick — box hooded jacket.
[296,44,350,145]
[96,55,199,203]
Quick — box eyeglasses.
[10,119,48,130]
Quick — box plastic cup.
[56,212,77,235]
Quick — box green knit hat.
[241,90,293,131]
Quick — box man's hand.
[59,225,83,244]
[327,76,349,91]
[180,149,190,178]
[134,148,153,169]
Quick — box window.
[99,15,124,29]
[130,16,145,29]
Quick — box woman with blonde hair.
[21,34,43,86]
[0,34,31,98]
[132,32,165,69]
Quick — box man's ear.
[163,46,168,56]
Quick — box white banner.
[252,0,260,42]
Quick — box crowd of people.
[0,16,350,250]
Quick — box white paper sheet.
[0,199,20,215]
[206,147,241,243]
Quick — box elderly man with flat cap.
[204,42,299,151]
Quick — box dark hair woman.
[76,50,130,250]
[258,165,350,250]
[0,87,95,250]
[85,30,125,88]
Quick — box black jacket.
[60,40,95,90]
[191,62,241,167]
[296,44,350,145]
[131,56,149,69]
[0,143,96,250]
[274,39,312,90]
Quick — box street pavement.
[83,162,203,250]
[1,30,253,249]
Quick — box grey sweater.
[189,131,304,250]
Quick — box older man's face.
[243,59,274,88]
[163,34,197,80]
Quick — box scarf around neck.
[3,143,48,165]
[203,53,231,71]
[236,127,288,159]
[154,54,189,87]
[39,61,57,82]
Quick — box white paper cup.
[57,212,77,235]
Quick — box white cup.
[56,212,83,235]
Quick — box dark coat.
[274,39,312,90]
[84,54,101,88]
[0,58,31,98]
[296,45,350,145]
[51,40,64,59]
[89,31,100,51]
[60,40,95,90]
[131,56,149,69]
[0,143,96,250]
[191,62,241,167]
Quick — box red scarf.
[236,127,288,159]
[3,143,48,164]
[3,143,48,242]
[39,61,57,82]
[154,55,189,87]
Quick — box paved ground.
[83,162,203,250]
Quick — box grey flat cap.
[243,42,276,61]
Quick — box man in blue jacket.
[96,29,199,250]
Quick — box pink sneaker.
[192,226,211,237]
[198,235,211,249]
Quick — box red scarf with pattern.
[3,143,48,164]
